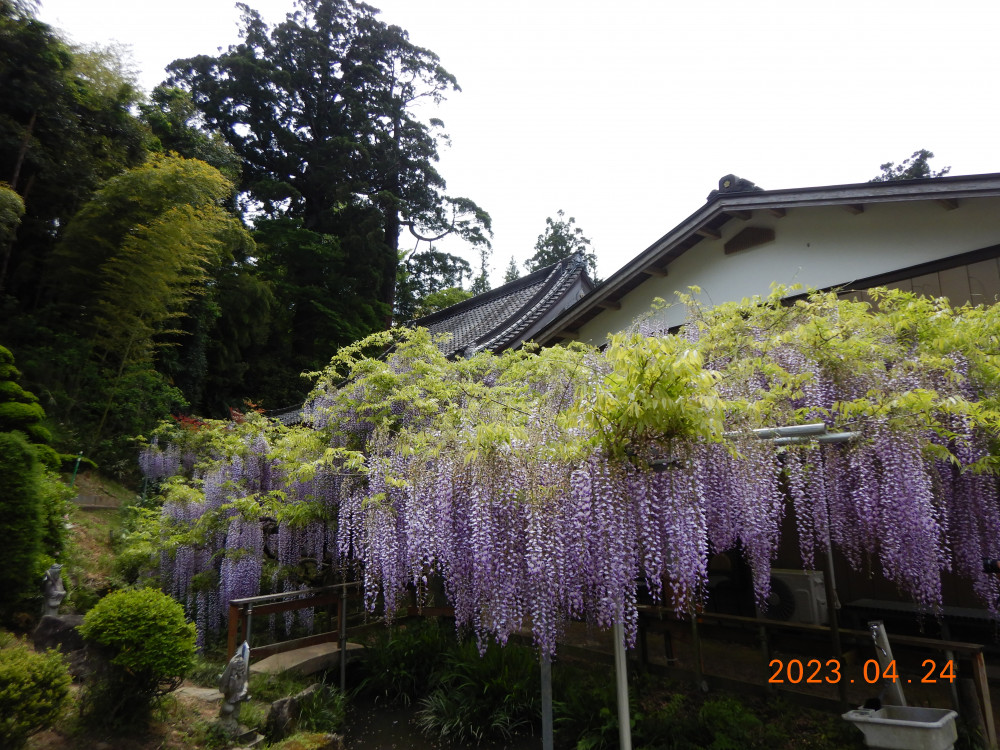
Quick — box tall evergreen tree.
[503,255,520,284]
[165,0,491,319]
[247,215,383,406]
[870,149,951,182]
[469,246,491,296]
[395,247,472,320]
[141,86,242,183]
[524,210,598,280]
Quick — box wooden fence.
[226,582,362,662]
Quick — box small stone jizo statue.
[41,564,66,617]
[219,640,250,729]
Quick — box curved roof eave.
[409,254,593,358]
[533,172,1000,346]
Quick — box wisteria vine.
[134,289,1000,655]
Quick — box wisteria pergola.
[138,288,1000,664]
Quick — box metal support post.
[691,614,706,691]
[540,653,553,750]
[245,603,253,645]
[613,622,632,750]
[823,543,848,709]
[339,587,348,692]
[70,451,83,486]
[869,621,906,706]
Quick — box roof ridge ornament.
[707,174,764,201]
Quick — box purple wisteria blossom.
[145,309,1000,654]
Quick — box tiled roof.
[411,253,593,358]
[269,406,305,426]
[267,254,594,424]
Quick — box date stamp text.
[768,658,956,685]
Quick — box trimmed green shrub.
[0,415,72,619]
[0,346,48,443]
[0,347,52,461]
[0,380,33,401]
[0,431,42,617]
[37,471,72,565]
[23,422,52,446]
[78,588,196,728]
[0,400,46,430]
[0,641,71,750]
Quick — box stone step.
[237,728,266,748]
[249,641,365,676]
[176,685,224,702]
[72,494,120,509]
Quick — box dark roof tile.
[411,254,593,357]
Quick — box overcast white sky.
[37,0,1000,283]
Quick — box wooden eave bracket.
[598,299,622,310]
[724,226,776,255]
[844,203,865,215]
[642,266,668,277]
[767,207,787,218]
[695,225,722,240]
[725,210,752,221]
[937,198,959,211]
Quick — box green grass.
[62,505,121,613]
[249,670,317,705]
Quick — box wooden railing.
[227,582,361,663]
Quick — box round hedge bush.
[78,588,196,726]
[0,641,71,750]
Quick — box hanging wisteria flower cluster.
[135,289,1000,655]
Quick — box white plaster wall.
[574,196,1000,345]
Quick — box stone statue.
[219,640,250,729]
[41,564,66,617]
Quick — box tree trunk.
[10,111,36,191]
[380,200,400,327]
[378,109,404,326]
[0,239,11,294]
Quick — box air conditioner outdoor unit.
[759,568,828,625]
